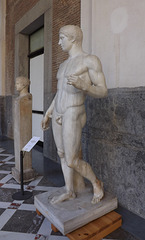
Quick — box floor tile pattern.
[0,147,138,240]
[0,148,68,240]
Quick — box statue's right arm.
[41,95,56,130]
[45,95,56,118]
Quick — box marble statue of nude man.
[42,25,108,204]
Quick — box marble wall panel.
[82,87,145,218]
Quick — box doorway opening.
[28,27,44,145]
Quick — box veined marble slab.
[34,186,118,235]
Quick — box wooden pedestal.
[51,211,122,240]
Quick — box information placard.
[22,136,40,152]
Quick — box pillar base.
[12,167,36,183]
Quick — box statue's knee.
[66,156,79,168]
[66,158,77,168]
[67,162,74,168]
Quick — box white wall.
[0,0,6,95]
[81,0,145,89]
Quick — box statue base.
[34,186,118,235]
[12,167,35,183]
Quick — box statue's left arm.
[85,55,108,98]
[67,55,108,98]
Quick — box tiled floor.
[0,137,141,240]
[0,147,68,240]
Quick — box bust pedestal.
[12,94,35,183]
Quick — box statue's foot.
[50,191,76,204]
[91,181,104,204]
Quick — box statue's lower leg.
[50,158,76,204]
[73,158,104,204]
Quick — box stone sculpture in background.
[42,25,108,204]
[15,76,30,97]
[12,76,35,183]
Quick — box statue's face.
[58,33,73,52]
[15,79,24,92]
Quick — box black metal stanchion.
[12,150,33,200]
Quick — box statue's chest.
[65,58,86,76]
[57,58,87,80]
[57,57,88,93]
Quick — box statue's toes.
[91,191,104,204]
[91,196,100,204]
[50,196,59,204]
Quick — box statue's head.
[15,76,30,93]
[59,25,83,46]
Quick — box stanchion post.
[12,150,33,200]
[12,136,40,200]
[20,150,24,195]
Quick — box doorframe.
[14,0,53,149]
[14,0,53,112]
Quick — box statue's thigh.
[52,114,64,153]
[62,110,82,160]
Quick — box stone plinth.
[34,186,118,235]
[12,94,35,183]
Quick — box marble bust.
[12,76,34,183]
[15,76,31,98]
[42,25,108,204]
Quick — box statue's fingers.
[67,80,72,85]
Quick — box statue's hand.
[67,75,87,91]
[41,115,51,131]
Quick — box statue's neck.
[68,44,83,58]
[19,87,29,97]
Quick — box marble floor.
[0,136,141,240]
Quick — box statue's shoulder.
[19,93,32,101]
[85,54,100,63]
[84,54,102,70]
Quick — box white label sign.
[22,136,40,152]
